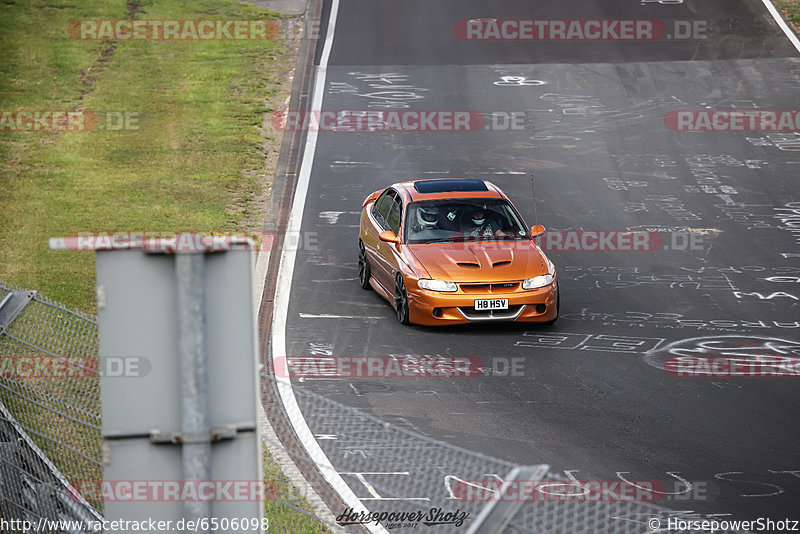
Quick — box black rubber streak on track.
[281,0,800,524]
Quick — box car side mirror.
[530,225,546,238]
[379,230,400,244]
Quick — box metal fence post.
[466,465,549,534]
[176,253,212,532]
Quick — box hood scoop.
[456,262,480,268]
[492,260,511,268]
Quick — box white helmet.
[417,206,439,229]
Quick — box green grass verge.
[0,0,286,313]
[0,0,329,529]
[263,445,333,533]
[775,0,800,32]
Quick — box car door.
[374,194,403,291]
[364,188,396,293]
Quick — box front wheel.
[395,275,411,325]
[358,241,371,290]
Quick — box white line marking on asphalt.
[257,404,341,528]
[269,0,388,530]
[319,210,360,224]
[762,0,800,53]
[299,313,385,319]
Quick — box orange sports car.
[358,178,559,325]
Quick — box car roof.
[413,178,487,194]
[394,179,505,202]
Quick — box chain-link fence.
[260,375,750,533]
[0,282,103,530]
[1,280,747,533]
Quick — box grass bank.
[0,0,287,312]
[775,0,800,34]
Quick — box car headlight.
[418,279,458,292]
[522,273,554,290]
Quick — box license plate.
[474,299,508,311]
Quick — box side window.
[386,196,403,235]
[371,189,396,229]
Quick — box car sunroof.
[413,179,488,194]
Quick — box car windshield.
[404,198,529,244]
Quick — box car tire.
[358,241,372,290]
[395,275,411,325]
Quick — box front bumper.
[406,280,558,326]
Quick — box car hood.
[407,240,547,282]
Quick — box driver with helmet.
[412,206,440,233]
[464,205,504,239]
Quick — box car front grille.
[459,282,520,294]
[457,305,525,321]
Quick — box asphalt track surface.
[275,0,800,527]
